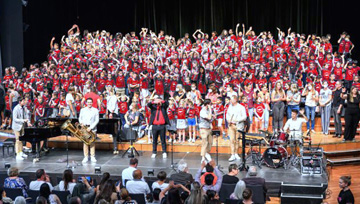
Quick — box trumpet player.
[79,98,99,163]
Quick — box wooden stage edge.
[46,133,360,154]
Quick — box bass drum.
[263,146,288,168]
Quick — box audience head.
[120,188,131,202]
[242,188,253,201]
[129,158,138,167]
[100,172,110,186]
[205,163,214,173]
[206,190,219,200]
[177,161,188,172]
[14,196,26,204]
[157,171,167,181]
[63,169,74,190]
[132,169,142,179]
[36,169,46,180]
[36,196,48,204]
[152,188,161,201]
[69,196,81,204]
[7,167,19,177]
[167,188,182,204]
[204,174,214,186]
[248,166,258,176]
[228,164,239,175]
[339,175,352,189]
[187,182,205,204]
[233,180,246,200]
[39,183,51,199]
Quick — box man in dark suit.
[242,166,268,202]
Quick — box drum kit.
[256,130,306,169]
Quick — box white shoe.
[205,153,212,161]
[188,139,192,143]
[91,156,97,163]
[20,152,28,158]
[229,155,236,162]
[311,129,316,133]
[148,139,152,144]
[23,146,30,150]
[234,154,240,160]
[192,138,195,143]
[162,153,167,159]
[201,157,206,163]
[151,154,156,159]
[16,155,24,161]
[82,157,88,163]
[168,138,172,143]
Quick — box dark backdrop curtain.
[22,0,360,66]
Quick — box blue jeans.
[287,105,300,119]
[305,105,316,130]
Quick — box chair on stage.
[225,198,242,204]
[219,183,236,203]
[129,193,146,204]
[3,187,23,200]
[52,190,70,204]
[247,185,266,204]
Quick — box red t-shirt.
[187,108,196,119]
[213,104,224,119]
[254,103,265,118]
[177,107,187,119]
[118,101,128,114]
[84,92,100,108]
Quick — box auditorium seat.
[129,193,146,204]
[247,185,266,204]
[52,190,70,204]
[219,183,236,202]
[4,187,23,200]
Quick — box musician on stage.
[226,95,247,162]
[12,97,32,161]
[79,98,99,163]
[283,109,308,144]
[199,99,213,163]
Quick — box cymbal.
[259,130,273,135]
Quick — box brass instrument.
[61,119,96,145]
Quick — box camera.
[78,176,91,183]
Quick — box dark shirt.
[332,89,343,107]
[169,172,194,186]
[222,175,239,184]
[347,95,360,109]
[242,177,267,200]
[338,189,354,204]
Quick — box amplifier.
[301,147,324,157]
[301,156,323,175]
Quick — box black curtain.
[22,0,360,66]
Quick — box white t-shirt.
[319,89,332,106]
[283,117,307,140]
[305,91,318,107]
[122,166,136,186]
[151,181,169,191]
[58,181,76,194]
[65,93,75,109]
[126,180,151,195]
[29,180,54,191]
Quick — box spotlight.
[147,169,154,176]
[5,163,11,169]
[95,166,101,174]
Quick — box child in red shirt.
[118,95,129,128]
[187,100,197,143]
[213,97,225,138]
[35,96,45,121]
[176,99,187,143]
[49,92,59,117]
[254,97,265,132]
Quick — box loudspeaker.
[122,128,138,141]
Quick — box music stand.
[212,130,225,173]
[169,130,178,171]
[122,124,140,158]
[238,130,249,171]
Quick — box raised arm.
[50,37,55,49]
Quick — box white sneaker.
[228,154,236,162]
[311,129,316,133]
[201,157,206,163]
[188,139,192,143]
[192,138,196,143]
[151,154,156,159]
[234,154,240,160]
[205,153,212,161]
[91,156,97,163]
[82,157,88,163]
[148,139,152,144]
[20,152,28,158]
[23,146,30,150]
[168,138,172,143]
[16,155,24,161]
[162,153,167,159]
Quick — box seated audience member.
[0,186,13,204]
[29,169,54,191]
[3,167,28,198]
[94,179,119,204]
[242,188,253,204]
[14,196,26,204]
[96,172,110,193]
[36,196,48,204]
[69,196,81,204]
[126,170,150,195]
[185,182,207,204]
[115,188,138,204]
[121,158,138,186]
[206,190,221,204]
[169,161,193,186]
[57,169,76,194]
[222,164,239,184]
[160,181,190,204]
[148,188,161,204]
[199,163,217,186]
[242,166,267,200]
[72,177,96,204]
[39,183,61,204]
[151,171,169,191]
[230,180,246,200]
[195,161,223,193]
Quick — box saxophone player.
[79,98,99,163]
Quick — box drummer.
[283,109,308,144]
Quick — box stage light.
[147,169,154,176]
[95,166,101,174]
[4,163,10,169]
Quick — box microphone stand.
[238,129,249,171]
[169,130,177,172]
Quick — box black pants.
[331,106,342,136]
[344,107,360,140]
[152,125,166,154]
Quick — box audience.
[14,196,26,204]
[222,164,239,184]
[39,183,61,204]
[242,188,253,204]
[29,169,54,191]
[169,161,193,186]
[195,161,223,193]
[121,158,138,187]
[242,166,267,201]
[184,182,207,204]
[115,188,138,204]
[151,171,169,191]
[230,180,246,200]
[94,179,119,204]
[0,186,13,204]
[96,172,111,193]
[160,181,189,204]
[57,169,76,194]
[36,196,48,204]
[72,177,96,204]
[149,188,161,204]
[3,167,28,198]
[126,170,150,195]
[68,196,81,204]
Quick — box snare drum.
[263,146,288,168]
[277,132,289,143]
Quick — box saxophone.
[61,119,96,145]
